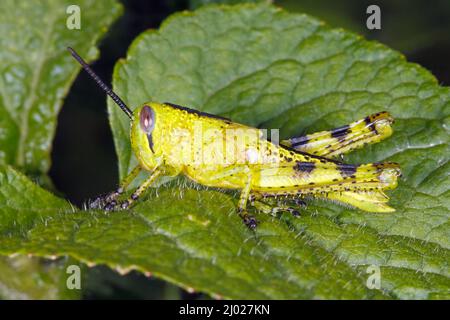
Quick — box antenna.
[67,47,133,119]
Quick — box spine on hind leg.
[282,111,394,157]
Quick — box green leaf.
[106,3,449,298]
[0,0,122,175]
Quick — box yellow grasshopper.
[69,48,401,229]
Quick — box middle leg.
[237,172,258,229]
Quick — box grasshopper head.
[130,103,164,171]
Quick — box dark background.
[48,0,450,299]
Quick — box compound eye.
[140,105,155,134]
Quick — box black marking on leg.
[104,202,116,211]
[364,116,378,134]
[91,185,126,210]
[291,135,309,148]
[289,209,301,217]
[331,124,351,139]
[238,209,258,229]
[121,201,130,209]
[294,199,307,207]
[294,161,316,174]
[337,163,358,177]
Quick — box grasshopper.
[69,47,401,229]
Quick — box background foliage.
[0,0,448,299]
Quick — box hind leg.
[281,112,394,158]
